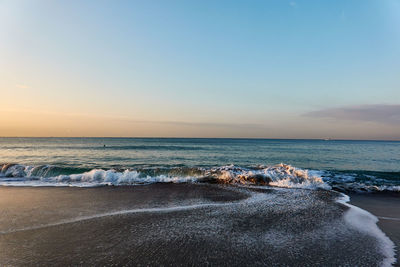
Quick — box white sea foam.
[0,184,395,266]
[0,163,330,190]
[1,163,400,192]
[0,202,228,235]
[54,169,199,185]
[206,163,330,190]
[0,187,268,235]
[337,194,396,267]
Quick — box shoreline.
[349,192,400,266]
[0,185,397,266]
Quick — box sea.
[1,137,399,266]
[1,137,399,192]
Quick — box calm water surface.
[1,137,399,171]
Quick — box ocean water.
[1,137,399,192]
[0,138,398,266]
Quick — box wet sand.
[0,185,394,266]
[349,192,400,266]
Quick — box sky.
[1,0,400,139]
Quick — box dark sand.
[0,184,394,266]
[349,192,400,266]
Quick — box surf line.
[0,202,228,235]
[337,193,396,267]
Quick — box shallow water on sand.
[0,184,395,266]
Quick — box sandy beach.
[0,184,395,266]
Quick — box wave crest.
[1,163,399,192]
[0,163,328,189]
[204,164,329,189]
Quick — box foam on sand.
[337,194,396,267]
[0,185,396,266]
[0,202,228,235]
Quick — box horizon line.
[0,136,399,142]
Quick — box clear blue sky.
[1,0,400,139]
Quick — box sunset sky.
[1,0,400,139]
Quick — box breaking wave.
[1,163,399,192]
[0,163,329,190]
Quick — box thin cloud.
[1,108,267,130]
[15,84,29,89]
[119,119,267,129]
[304,104,400,125]
[289,1,297,8]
